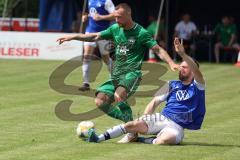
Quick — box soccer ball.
[76,121,95,138]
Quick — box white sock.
[82,58,91,84]
[152,138,157,144]
[142,137,155,144]
[98,134,105,142]
[98,124,126,142]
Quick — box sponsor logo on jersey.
[176,90,190,101]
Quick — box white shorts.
[140,113,184,144]
[84,40,110,55]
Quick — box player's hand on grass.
[57,36,74,45]
[174,37,185,56]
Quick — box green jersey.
[100,23,157,79]
[214,23,237,46]
[146,21,165,37]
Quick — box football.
[76,121,95,138]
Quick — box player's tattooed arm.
[73,33,103,42]
[174,37,205,85]
[151,44,179,71]
[57,33,102,44]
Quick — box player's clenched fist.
[174,37,185,56]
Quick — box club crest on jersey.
[176,90,190,101]
[127,37,136,48]
[89,7,97,17]
[118,45,129,55]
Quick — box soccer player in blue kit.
[88,38,206,145]
[80,0,115,91]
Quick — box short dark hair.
[115,3,131,12]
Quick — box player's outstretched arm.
[143,83,169,115]
[151,44,179,71]
[57,33,102,45]
[143,98,160,115]
[92,13,115,21]
[174,37,205,85]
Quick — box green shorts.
[96,71,142,99]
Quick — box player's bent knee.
[114,87,127,102]
[215,43,222,49]
[114,93,126,102]
[154,132,178,145]
[83,54,92,60]
[95,98,104,107]
[154,137,177,145]
[95,93,109,107]
[114,91,127,102]
[124,121,134,128]
[124,120,147,133]
[132,120,142,127]
[95,93,114,110]
[124,121,137,131]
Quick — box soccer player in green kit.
[57,3,179,143]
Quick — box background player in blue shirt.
[87,37,206,145]
[80,0,115,91]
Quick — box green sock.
[98,102,133,122]
[117,102,133,122]
[99,103,124,121]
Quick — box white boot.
[117,133,138,143]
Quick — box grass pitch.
[0,59,240,160]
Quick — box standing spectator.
[174,13,197,57]
[146,15,166,48]
[214,16,240,63]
